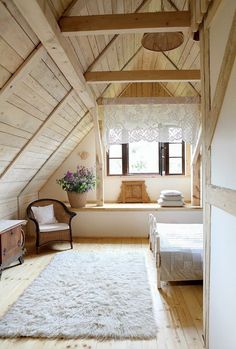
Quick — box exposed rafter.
[0,44,45,104]
[79,0,198,99]
[13,0,96,109]
[86,0,152,72]
[99,46,143,98]
[60,11,191,36]
[85,70,200,84]
[0,89,73,180]
[97,96,200,105]
[161,51,201,95]
[206,184,236,217]
[19,111,91,197]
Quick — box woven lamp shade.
[141,32,184,52]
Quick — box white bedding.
[156,223,203,282]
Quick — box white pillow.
[31,204,58,224]
[160,190,182,197]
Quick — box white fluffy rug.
[0,251,157,340]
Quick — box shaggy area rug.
[0,251,157,340]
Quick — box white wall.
[40,130,97,203]
[105,175,191,202]
[38,124,197,239]
[71,208,203,237]
[208,1,236,348]
[40,129,191,202]
[209,208,236,349]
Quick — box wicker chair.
[27,198,76,253]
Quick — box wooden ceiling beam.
[97,96,200,105]
[86,0,152,72]
[99,46,143,99]
[0,44,45,104]
[60,11,191,36]
[86,70,200,84]
[13,0,96,109]
[206,184,236,217]
[160,51,200,95]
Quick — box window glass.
[107,141,184,176]
[109,144,122,158]
[128,141,159,174]
[109,159,123,175]
[169,143,182,157]
[169,158,182,174]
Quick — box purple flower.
[65,170,75,182]
[57,165,96,193]
[66,170,73,177]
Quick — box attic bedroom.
[0,1,235,349]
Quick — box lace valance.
[104,99,200,145]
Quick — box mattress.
[156,223,203,282]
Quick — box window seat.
[66,202,202,212]
[63,202,202,238]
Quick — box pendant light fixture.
[141,1,184,52]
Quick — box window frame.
[106,144,127,176]
[107,141,185,176]
[162,141,185,175]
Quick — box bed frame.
[149,214,203,289]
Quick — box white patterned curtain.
[104,99,200,145]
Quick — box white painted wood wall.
[200,1,236,348]
[206,2,236,348]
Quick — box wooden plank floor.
[0,238,203,349]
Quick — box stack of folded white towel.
[158,190,184,207]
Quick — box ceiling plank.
[19,111,91,197]
[60,11,191,36]
[86,0,152,72]
[0,44,45,104]
[0,89,73,180]
[85,70,201,83]
[160,51,200,95]
[99,46,143,98]
[13,0,96,109]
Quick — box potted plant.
[57,166,96,208]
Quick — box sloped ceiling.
[0,0,199,219]
[0,0,92,218]
[64,0,200,98]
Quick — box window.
[107,144,124,175]
[107,141,185,176]
[128,141,159,174]
[161,142,185,175]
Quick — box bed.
[148,214,203,288]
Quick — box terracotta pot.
[67,191,87,208]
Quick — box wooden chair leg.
[18,256,24,264]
